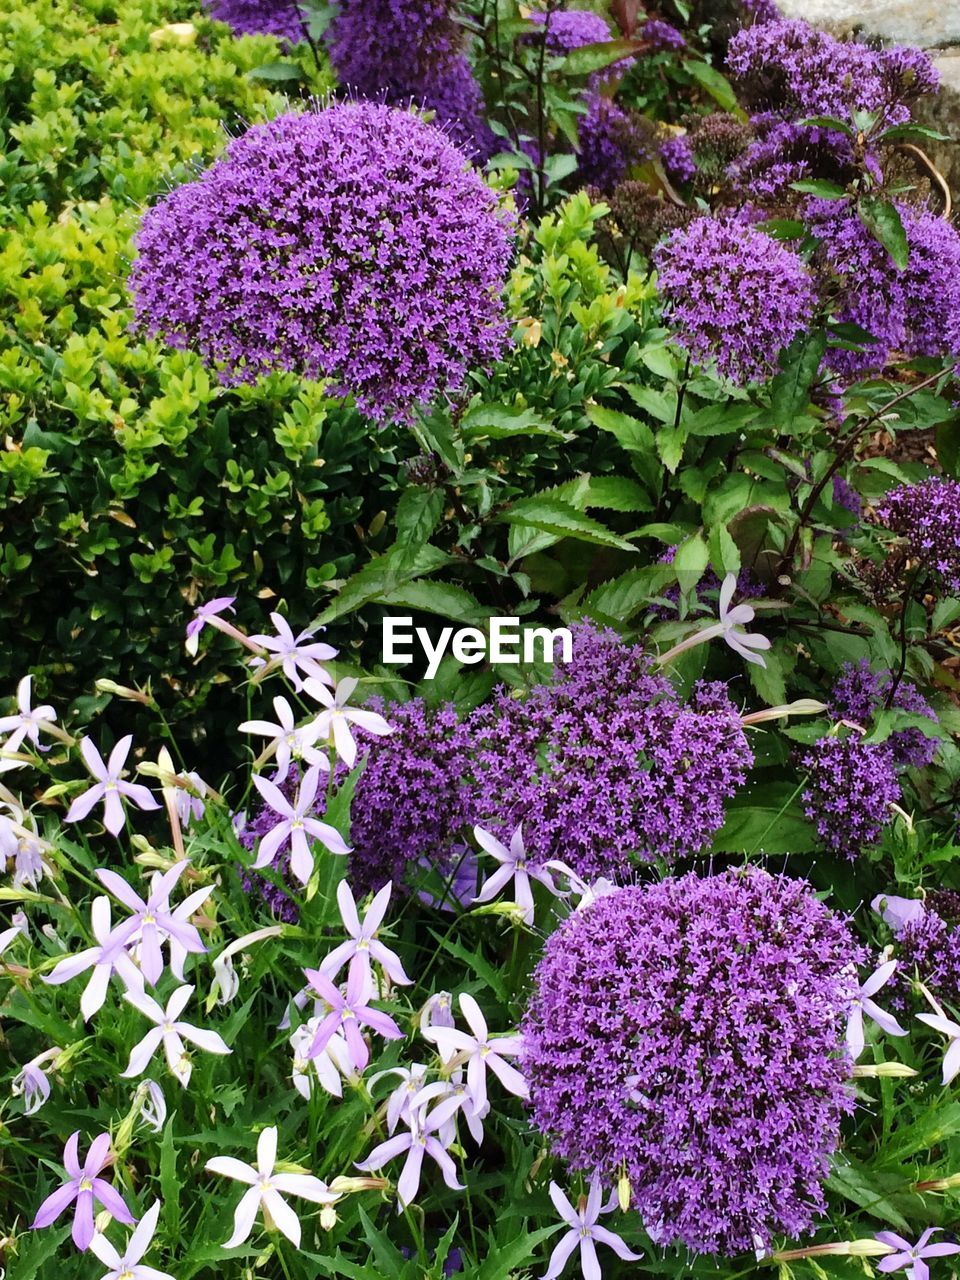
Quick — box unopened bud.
[94,679,154,706]
[617,1172,631,1212]
[914,1172,960,1192]
[320,1205,339,1230]
[741,700,827,726]
[772,1239,894,1263]
[329,1176,386,1195]
[852,1061,917,1078]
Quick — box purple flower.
[327,0,494,158]
[643,18,685,50]
[422,992,527,1115]
[31,1131,136,1251]
[876,478,960,597]
[846,959,908,1059]
[828,659,938,768]
[576,96,651,191]
[658,572,771,667]
[204,0,306,43]
[658,133,696,184]
[0,675,57,760]
[832,473,863,518]
[184,596,236,656]
[42,895,145,1021]
[472,824,559,925]
[121,984,231,1087]
[90,1200,175,1280]
[95,860,211,986]
[251,763,350,884]
[247,613,337,691]
[356,1102,462,1209]
[302,964,404,1071]
[302,675,393,768]
[873,892,926,934]
[129,104,513,424]
[876,1229,960,1280]
[12,1047,59,1116]
[317,879,411,988]
[654,215,816,385]
[801,734,901,856]
[521,867,865,1254]
[66,736,161,837]
[464,623,753,881]
[542,1180,642,1280]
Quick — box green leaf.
[160,1117,181,1238]
[826,1161,915,1232]
[880,1102,960,1163]
[553,474,652,513]
[428,930,509,1001]
[582,567,662,622]
[789,178,848,198]
[714,787,816,855]
[500,497,638,552]
[684,402,760,437]
[858,197,909,270]
[672,531,709,587]
[746,643,787,705]
[313,544,453,625]
[11,1226,71,1280]
[684,58,742,113]
[770,328,828,421]
[477,1226,562,1280]
[562,37,641,76]
[655,423,687,473]
[708,523,741,577]
[877,122,950,144]
[460,403,566,440]
[796,115,855,135]
[246,60,304,81]
[379,579,490,625]
[624,384,677,423]
[394,487,444,548]
[585,403,656,452]
[936,411,960,479]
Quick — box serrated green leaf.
[313,544,453,625]
[585,403,655,452]
[789,178,848,198]
[500,498,638,552]
[708,522,741,577]
[684,58,742,113]
[562,37,640,76]
[246,60,304,81]
[379,579,489,624]
[394,487,444,548]
[160,1117,181,1238]
[770,328,828,421]
[858,197,909,270]
[460,403,566,440]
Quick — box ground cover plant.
[4,0,960,1278]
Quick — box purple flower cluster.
[829,659,938,768]
[347,698,472,896]
[326,0,494,158]
[875,477,960,596]
[653,215,816,385]
[642,18,685,51]
[522,867,864,1254]
[529,9,635,86]
[658,134,696,185]
[204,0,306,43]
[811,202,960,378]
[237,783,301,922]
[463,623,753,880]
[652,545,763,620]
[890,905,960,1013]
[577,96,651,191]
[832,473,862,518]
[800,735,901,856]
[726,19,936,122]
[129,104,513,424]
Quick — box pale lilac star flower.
[0,908,29,956]
[318,880,411,988]
[134,1079,167,1134]
[411,1075,488,1146]
[302,964,404,1072]
[211,925,284,1006]
[658,573,770,668]
[66,736,161,837]
[0,675,58,767]
[370,1063,431,1134]
[422,992,528,1115]
[0,805,50,888]
[205,1126,338,1249]
[290,1022,354,1100]
[174,771,207,828]
[917,1011,960,1085]
[31,1131,136,1251]
[421,991,455,1030]
[238,696,327,783]
[872,894,926,935]
[96,861,210,986]
[90,1200,175,1280]
[251,764,350,884]
[300,676,392,768]
[356,1104,463,1210]
[185,596,236,656]
[121,984,231,1087]
[473,824,559,925]
[541,860,618,913]
[876,1229,960,1280]
[42,895,145,1021]
[12,1046,60,1115]
[248,613,337,691]
[846,960,908,1060]
[542,1180,642,1280]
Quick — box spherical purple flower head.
[875,477,960,597]
[829,658,938,769]
[129,104,513,424]
[888,906,960,1014]
[832,473,862,519]
[658,133,696,184]
[463,623,753,880]
[576,95,651,191]
[204,0,305,42]
[737,0,781,25]
[726,114,858,202]
[800,734,900,857]
[653,216,816,386]
[237,779,301,922]
[346,698,473,896]
[327,0,494,159]
[522,867,865,1254]
[810,202,960,379]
